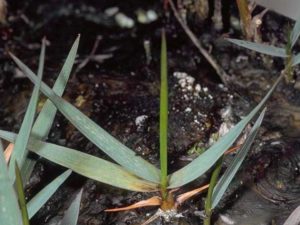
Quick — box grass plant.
[2,17,300,223]
[202,14,300,224]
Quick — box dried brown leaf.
[105,196,161,212]
[175,184,209,207]
[4,143,14,163]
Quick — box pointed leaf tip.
[211,108,266,209]
[227,38,287,58]
[291,16,300,47]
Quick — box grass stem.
[160,29,168,199]
[204,157,223,225]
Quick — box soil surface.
[1,1,300,224]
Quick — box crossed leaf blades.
[3,17,300,222]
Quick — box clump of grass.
[3,18,300,223]
[0,37,82,225]
[202,14,300,225]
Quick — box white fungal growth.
[173,71,203,97]
[135,115,148,129]
[185,107,192,112]
[195,84,202,92]
[156,208,184,222]
[115,13,135,28]
[136,9,158,24]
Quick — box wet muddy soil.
[1,1,300,224]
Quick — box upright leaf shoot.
[160,30,168,197]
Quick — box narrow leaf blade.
[9,53,160,183]
[32,35,80,139]
[15,163,30,225]
[8,43,44,180]
[211,108,266,209]
[227,38,287,58]
[22,35,80,182]
[27,169,72,219]
[60,189,83,225]
[160,30,168,190]
[20,37,46,182]
[168,75,282,188]
[292,53,300,66]
[291,16,300,47]
[0,145,23,225]
[0,131,159,192]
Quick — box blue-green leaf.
[22,35,80,183]
[291,16,300,47]
[168,75,282,188]
[27,170,72,219]
[292,53,300,66]
[31,35,80,139]
[227,38,287,58]
[0,130,159,192]
[9,53,160,183]
[60,189,83,225]
[0,144,23,225]
[8,41,44,180]
[211,108,266,209]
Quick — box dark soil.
[1,0,300,225]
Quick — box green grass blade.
[21,157,36,186]
[0,130,159,192]
[27,169,72,219]
[8,43,44,181]
[160,30,168,193]
[291,16,300,47]
[292,53,300,66]
[60,189,83,225]
[15,163,30,225]
[168,75,283,188]
[32,35,80,139]
[227,38,287,58]
[211,108,266,209]
[204,156,223,222]
[20,37,46,183]
[0,144,23,225]
[9,53,160,183]
[22,35,80,183]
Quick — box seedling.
[0,27,289,224]
[0,38,80,225]
[1,35,273,223]
[201,14,300,225]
